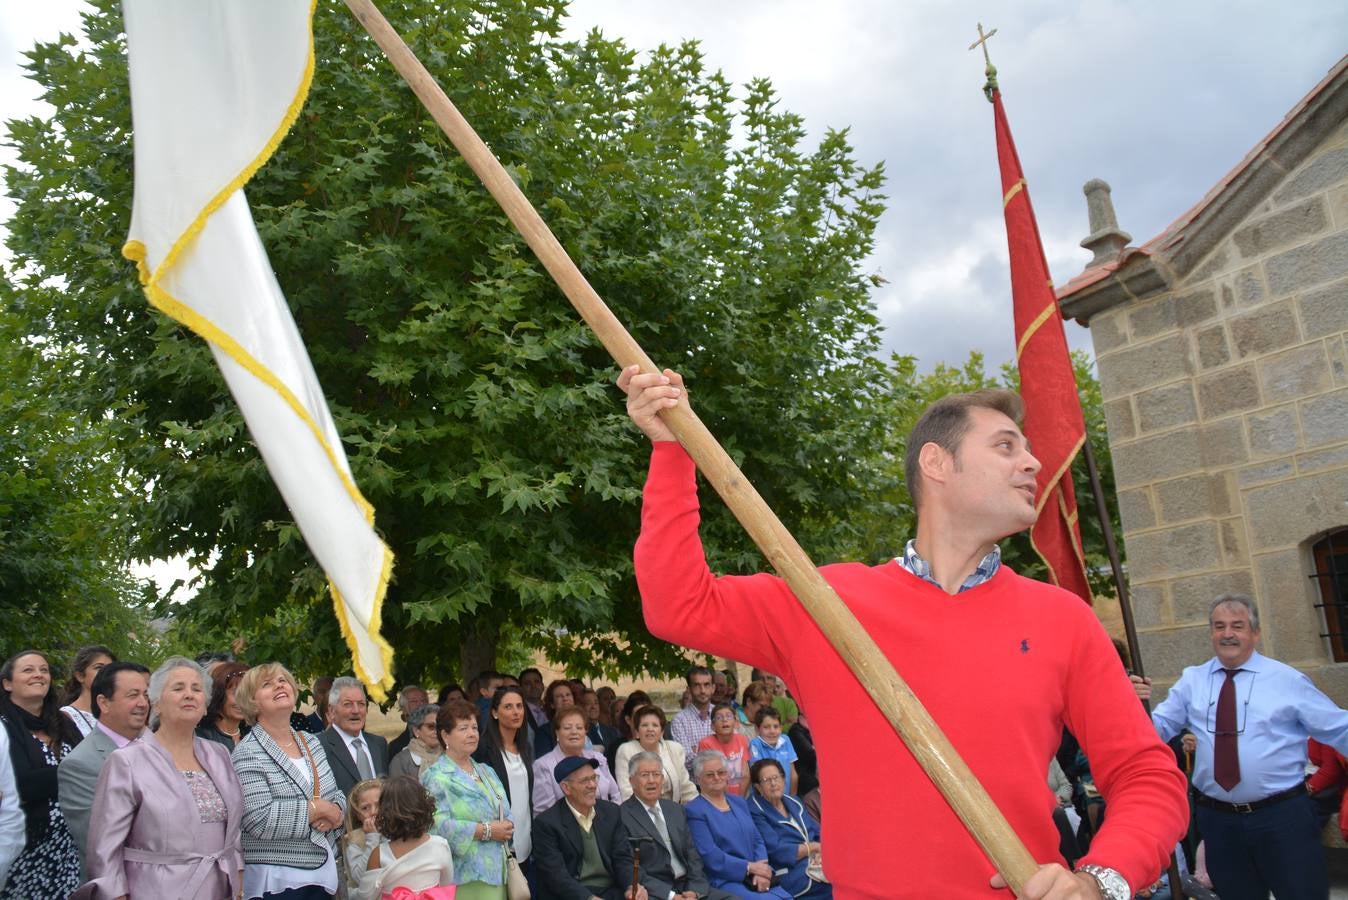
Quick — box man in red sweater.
[618,366,1188,900]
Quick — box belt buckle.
[1232,801,1254,813]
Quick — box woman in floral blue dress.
[421,699,512,900]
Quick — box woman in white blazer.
[613,705,696,803]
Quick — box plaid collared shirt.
[896,540,1001,593]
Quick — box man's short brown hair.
[904,389,1023,508]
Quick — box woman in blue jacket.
[746,760,831,898]
[685,751,790,899]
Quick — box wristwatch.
[1076,864,1129,900]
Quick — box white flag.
[122,0,395,699]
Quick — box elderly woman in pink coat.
[77,656,244,899]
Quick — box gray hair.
[409,703,440,729]
[691,749,727,781]
[627,750,664,778]
[328,676,366,709]
[397,684,426,711]
[148,656,211,705]
[1210,594,1260,631]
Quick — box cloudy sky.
[2,1,1345,374]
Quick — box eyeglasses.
[701,770,728,780]
[756,774,784,785]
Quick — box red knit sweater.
[634,444,1187,898]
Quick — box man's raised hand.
[617,365,685,444]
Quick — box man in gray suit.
[318,675,389,798]
[57,661,150,873]
[620,751,733,900]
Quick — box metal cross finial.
[969,23,997,65]
[969,23,999,101]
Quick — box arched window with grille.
[1311,530,1348,662]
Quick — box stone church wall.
[1087,121,1348,700]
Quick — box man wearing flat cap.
[533,756,650,900]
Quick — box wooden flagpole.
[343,0,1039,891]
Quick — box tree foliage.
[0,302,156,662]
[4,0,894,685]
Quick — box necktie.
[354,737,375,780]
[1214,669,1241,791]
[648,803,686,879]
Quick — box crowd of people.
[0,645,835,900]
[6,373,1348,900]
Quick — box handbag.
[494,787,530,900]
[806,853,828,884]
[505,848,530,900]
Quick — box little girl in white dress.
[353,775,455,900]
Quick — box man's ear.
[917,441,952,490]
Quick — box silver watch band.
[1076,863,1130,900]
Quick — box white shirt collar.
[337,725,365,753]
[1205,650,1265,674]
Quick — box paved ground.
[1330,847,1348,897]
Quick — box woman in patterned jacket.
[421,698,513,900]
[232,663,346,900]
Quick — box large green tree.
[5,0,894,685]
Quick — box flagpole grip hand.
[991,864,1103,899]
[618,365,685,444]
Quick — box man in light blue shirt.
[1152,593,1348,900]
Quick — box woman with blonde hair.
[232,662,346,899]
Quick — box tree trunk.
[459,618,499,685]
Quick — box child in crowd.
[343,778,386,892]
[698,701,751,795]
[749,707,799,795]
[354,775,455,900]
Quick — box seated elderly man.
[533,756,649,900]
[621,751,734,900]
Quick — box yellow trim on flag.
[1028,431,1090,597]
[1059,488,1088,568]
[121,0,395,700]
[1016,302,1058,358]
[1003,178,1025,208]
[1033,431,1086,519]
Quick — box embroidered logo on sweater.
[1020,639,1030,653]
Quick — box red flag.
[991,88,1092,603]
